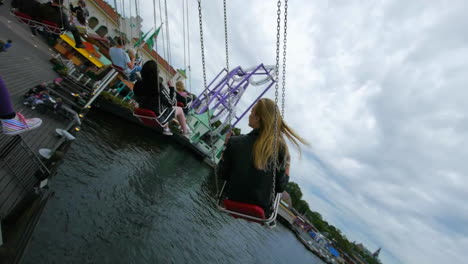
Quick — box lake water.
[22,110,325,264]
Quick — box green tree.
[285,181,303,205]
[295,199,310,214]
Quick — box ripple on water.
[22,111,324,264]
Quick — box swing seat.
[223,199,266,220]
[134,108,161,127]
[12,10,34,26]
[41,20,64,35]
[112,64,134,82]
[133,107,175,128]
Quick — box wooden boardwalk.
[0,6,81,263]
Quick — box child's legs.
[175,106,188,132]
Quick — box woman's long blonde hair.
[175,81,185,93]
[252,98,308,170]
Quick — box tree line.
[285,182,382,264]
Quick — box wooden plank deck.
[0,6,80,263]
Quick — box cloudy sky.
[113,0,468,263]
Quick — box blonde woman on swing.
[218,98,308,216]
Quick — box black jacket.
[217,129,289,215]
[133,81,176,114]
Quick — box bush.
[100,91,135,111]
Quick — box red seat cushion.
[13,11,33,25]
[112,64,125,72]
[223,199,266,221]
[41,20,62,34]
[134,108,161,128]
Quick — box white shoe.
[162,128,173,136]
[182,128,192,136]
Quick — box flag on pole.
[133,28,152,47]
[145,25,161,51]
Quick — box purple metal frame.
[192,64,276,129]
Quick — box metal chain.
[182,0,187,88]
[186,0,192,93]
[281,0,288,118]
[164,0,172,65]
[158,0,167,60]
[114,0,120,38]
[153,0,161,112]
[135,0,139,18]
[198,0,218,193]
[185,0,192,93]
[223,0,233,133]
[197,0,207,91]
[129,0,133,42]
[153,0,157,31]
[271,0,282,213]
[223,0,229,71]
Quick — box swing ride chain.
[223,0,229,71]
[198,0,219,193]
[281,0,288,118]
[271,0,282,213]
[197,0,207,90]
[164,0,171,65]
[153,0,161,112]
[224,0,233,137]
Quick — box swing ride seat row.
[10,9,66,35]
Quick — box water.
[22,111,324,264]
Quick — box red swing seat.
[133,108,162,128]
[11,9,66,35]
[41,20,64,35]
[12,10,34,26]
[112,64,134,81]
[223,199,266,222]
